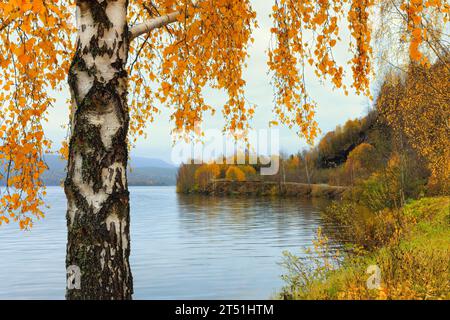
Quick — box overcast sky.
[44,1,371,164]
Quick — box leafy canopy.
[0,0,448,228]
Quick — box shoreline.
[180,180,347,200]
[279,197,450,299]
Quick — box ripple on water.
[0,186,341,299]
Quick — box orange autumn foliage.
[194,163,221,189]
[0,0,448,229]
[0,0,73,228]
[377,59,450,194]
[225,166,246,182]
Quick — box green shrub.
[323,201,403,250]
[279,228,341,300]
[280,197,450,300]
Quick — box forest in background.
[178,58,448,199]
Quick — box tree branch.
[130,11,181,40]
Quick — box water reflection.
[176,194,332,241]
[0,186,341,300]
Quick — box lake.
[0,186,340,299]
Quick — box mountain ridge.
[1,155,177,186]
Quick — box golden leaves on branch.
[268,0,365,145]
[348,0,373,96]
[128,0,257,141]
[268,0,448,145]
[0,0,73,229]
[397,0,449,66]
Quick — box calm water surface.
[0,186,339,299]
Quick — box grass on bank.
[280,197,450,300]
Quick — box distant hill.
[129,156,175,169]
[1,155,177,186]
[316,111,380,168]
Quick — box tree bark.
[65,0,132,299]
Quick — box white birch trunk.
[65,0,132,300]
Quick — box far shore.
[181,180,347,199]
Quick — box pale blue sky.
[44,1,371,163]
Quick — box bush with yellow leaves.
[225,166,246,181]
